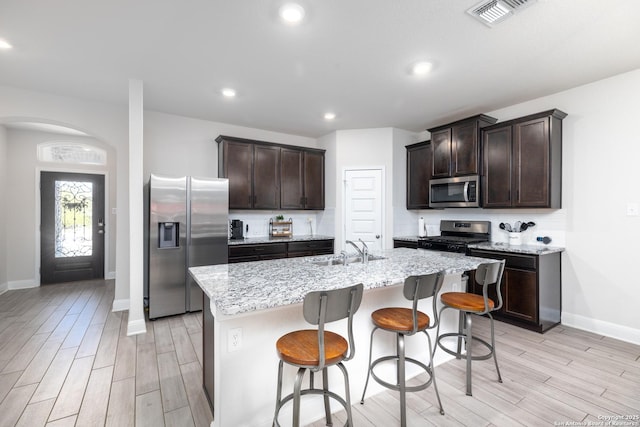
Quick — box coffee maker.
[230,219,244,240]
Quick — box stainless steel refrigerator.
[148,174,228,319]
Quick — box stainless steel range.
[418,220,491,253]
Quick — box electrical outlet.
[228,328,242,352]
[452,282,460,292]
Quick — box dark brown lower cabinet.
[393,239,419,249]
[286,240,334,258]
[228,240,334,263]
[467,248,561,333]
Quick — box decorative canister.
[508,232,522,246]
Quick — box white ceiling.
[1,0,639,138]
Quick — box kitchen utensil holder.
[508,232,522,246]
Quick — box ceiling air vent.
[467,0,537,27]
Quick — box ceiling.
[1,0,639,138]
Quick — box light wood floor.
[1,279,639,427]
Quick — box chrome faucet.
[345,239,369,263]
[359,238,369,264]
[345,240,363,256]
[339,250,348,266]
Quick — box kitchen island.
[189,247,495,427]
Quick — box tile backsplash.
[228,211,318,238]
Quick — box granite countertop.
[393,236,423,242]
[467,241,565,255]
[228,234,334,246]
[189,247,494,316]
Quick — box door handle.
[98,230,104,234]
[376,235,380,239]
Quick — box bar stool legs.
[435,261,506,396]
[360,273,445,426]
[272,284,362,427]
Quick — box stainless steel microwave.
[429,175,480,208]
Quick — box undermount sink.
[310,254,386,266]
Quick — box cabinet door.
[406,142,431,209]
[513,117,550,207]
[280,148,304,209]
[502,268,538,323]
[483,126,513,207]
[431,129,452,178]
[222,141,253,209]
[253,145,280,209]
[452,122,478,176]
[303,151,325,209]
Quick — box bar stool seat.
[277,330,348,366]
[360,273,445,427]
[273,283,363,427]
[435,260,505,397]
[371,307,430,332]
[440,293,495,312]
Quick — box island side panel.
[202,293,215,412]
[206,275,463,427]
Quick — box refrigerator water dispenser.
[158,222,179,248]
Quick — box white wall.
[402,69,640,343]
[332,128,398,250]
[3,129,117,286]
[0,125,7,293]
[316,131,337,237]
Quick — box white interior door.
[344,168,383,252]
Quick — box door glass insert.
[55,180,93,257]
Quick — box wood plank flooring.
[0,280,210,427]
[1,279,639,426]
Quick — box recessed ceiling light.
[412,61,433,76]
[324,112,336,121]
[279,3,305,24]
[0,39,13,50]
[221,88,236,98]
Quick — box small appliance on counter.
[230,219,244,240]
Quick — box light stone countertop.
[189,247,495,316]
[228,234,334,246]
[467,242,565,255]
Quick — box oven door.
[429,176,480,208]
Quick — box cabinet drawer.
[288,240,333,253]
[229,243,287,258]
[393,240,419,249]
[468,249,537,270]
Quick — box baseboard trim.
[112,298,129,312]
[0,282,8,295]
[562,312,640,345]
[105,271,116,280]
[127,318,147,336]
[8,279,39,290]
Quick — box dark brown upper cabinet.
[217,135,325,210]
[217,136,280,209]
[482,109,567,208]
[280,148,325,210]
[406,140,432,209]
[428,114,498,179]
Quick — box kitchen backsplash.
[396,207,567,247]
[228,211,318,238]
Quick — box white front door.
[344,168,383,252]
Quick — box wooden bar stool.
[435,260,505,396]
[360,272,445,426]
[273,283,363,427]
